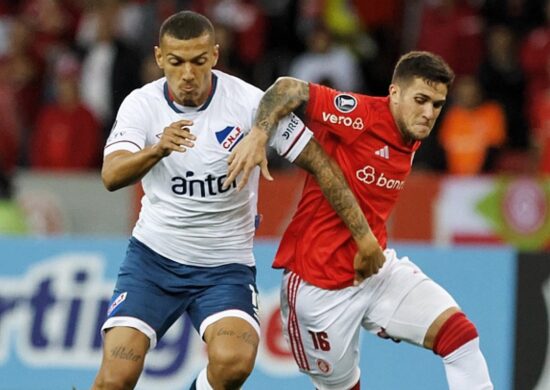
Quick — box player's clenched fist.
[153,119,196,157]
[353,236,386,285]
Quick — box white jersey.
[104,70,312,266]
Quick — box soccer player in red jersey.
[225,51,493,389]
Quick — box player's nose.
[181,63,194,80]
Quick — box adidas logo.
[375,145,390,159]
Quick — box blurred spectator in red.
[0,59,22,174]
[192,0,267,80]
[77,0,141,138]
[288,22,363,91]
[439,75,507,174]
[416,0,484,76]
[520,0,550,107]
[531,55,550,174]
[1,17,45,134]
[19,0,80,62]
[478,24,530,149]
[29,52,101,170]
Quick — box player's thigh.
[383,278,458,347]
[280,271,364,390]
[187,264,259,339]
[102,238,189,348]
[95,327,149,387]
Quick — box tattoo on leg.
[216,327,257,347]
[110,345,142,362]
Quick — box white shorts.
[280,249,458,390]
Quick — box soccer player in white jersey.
[92,11,385,390]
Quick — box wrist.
[249,126,269,145]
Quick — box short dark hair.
[392,51,455,88]
[159,11,215,42]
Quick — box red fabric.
[416,2,483,75]
[521,27,550,106]
[30,104,101,170]
[273,83,420,289]
[0,83,21,172]
[531,90,550,173]
[433,312,478,357]
[350,381,360,390]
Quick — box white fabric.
[199,309,260,339]
[280,249,457,389]
[384,279,458,346]
[104,70,312,266]
[101,316,157,349]
[80,41,115,123]
[195,367,214,390]
[443,338,494,390]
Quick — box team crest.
[107,292,127,316]
[334,94,357,113]
[216,126,244,151]
[317,359,331,374]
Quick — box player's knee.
[209,346,256,388]
[93,368,140,390]
[433,311,479,357]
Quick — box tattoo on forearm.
[216,327,257,347]
[255,79,309,136]
[110,345,142,362]
[295,140,371,239]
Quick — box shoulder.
[213,70,263,107]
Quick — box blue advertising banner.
[0,237,515,389]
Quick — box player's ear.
[389,84,399,103]
[212,44,219,67]
[154,46,164,69]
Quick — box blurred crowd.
[1,0,550,194]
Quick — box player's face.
[389,77,448,142]
[155,32,219,107]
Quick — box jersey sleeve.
[104,92,150,156]
[306,83,370,144]
[268,112,313,162]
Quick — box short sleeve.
[104,92,150,156]
[268,113,313,162]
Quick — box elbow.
[101,170,120,192]
[274,76,299,90]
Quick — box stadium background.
[0,1,549,389]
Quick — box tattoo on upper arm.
[256,79,309,136]
[110,345,142,362]
[294,140,371,239]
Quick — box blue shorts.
[102,237,259,348]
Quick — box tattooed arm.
[294,139,385,283]
[224,77,308,190]
[225,77,385,282]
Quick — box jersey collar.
[163,73,218,114]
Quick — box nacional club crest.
[216,126,244,151]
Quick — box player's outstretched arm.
[294,139,386,284]
[102,119,196,191]
[224,77,309,190]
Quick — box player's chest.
[334,136,415,193]
[152,110,249,168]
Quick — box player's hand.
[153,119,196,157]
[223,127,273,191]
[353,236,386,286]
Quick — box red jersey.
[273,83,421,289]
